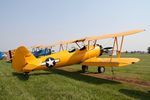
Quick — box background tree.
[148,47,150,54]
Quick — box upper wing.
[81,57,140,67]
[43,29,145,49]
[85,29,145,41]
[31,45,45,48]
[47,29,145,46]
[55,38,86,45]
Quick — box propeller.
[103,47,113,50]
[102,47,113,53]
[97,44,113,55]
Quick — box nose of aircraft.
[96,44,113,56]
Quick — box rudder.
[12,46,38,72]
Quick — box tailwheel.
[82,65,88,73]
[24,72,29,77]
[98,66,105,73]
[21,72,29,80]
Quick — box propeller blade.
[103,47,113,50]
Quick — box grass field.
[0,53,150,100]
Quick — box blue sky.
[0,0,149,51]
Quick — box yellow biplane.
[12,29,145,75]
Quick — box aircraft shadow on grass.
[119,89,150,100]
[50,69,120,85]
[12,71,52,81]
[12,69,120,85]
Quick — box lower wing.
[81,57,140,67]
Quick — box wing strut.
[110,36,125,78]
[66,44,68,50]
[110,36,125,59]
[110,37,116,62]
[59,44,64,51]
[118,36,124,58]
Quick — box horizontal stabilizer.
[23,64,39,72]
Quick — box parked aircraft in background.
[31,45,52,58]
[0,51,5,60]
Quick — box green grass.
[105,53,150,81]
[0,53,150,100]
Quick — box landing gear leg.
[82,65,88,73]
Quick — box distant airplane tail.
[12,46,40,72]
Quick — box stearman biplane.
[12,29,145,75]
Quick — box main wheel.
[82,65,88,73]
[98,67,105,73]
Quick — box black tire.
[23,72,29,78]
[82,65,88,73]
[22,72,29,80]
[24,72,29,76]
[98,67,105,73]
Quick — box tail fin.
[12,46,40,72]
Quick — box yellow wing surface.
[48,29,145,46]
[85,29,145,41]
[81,57,140,67]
